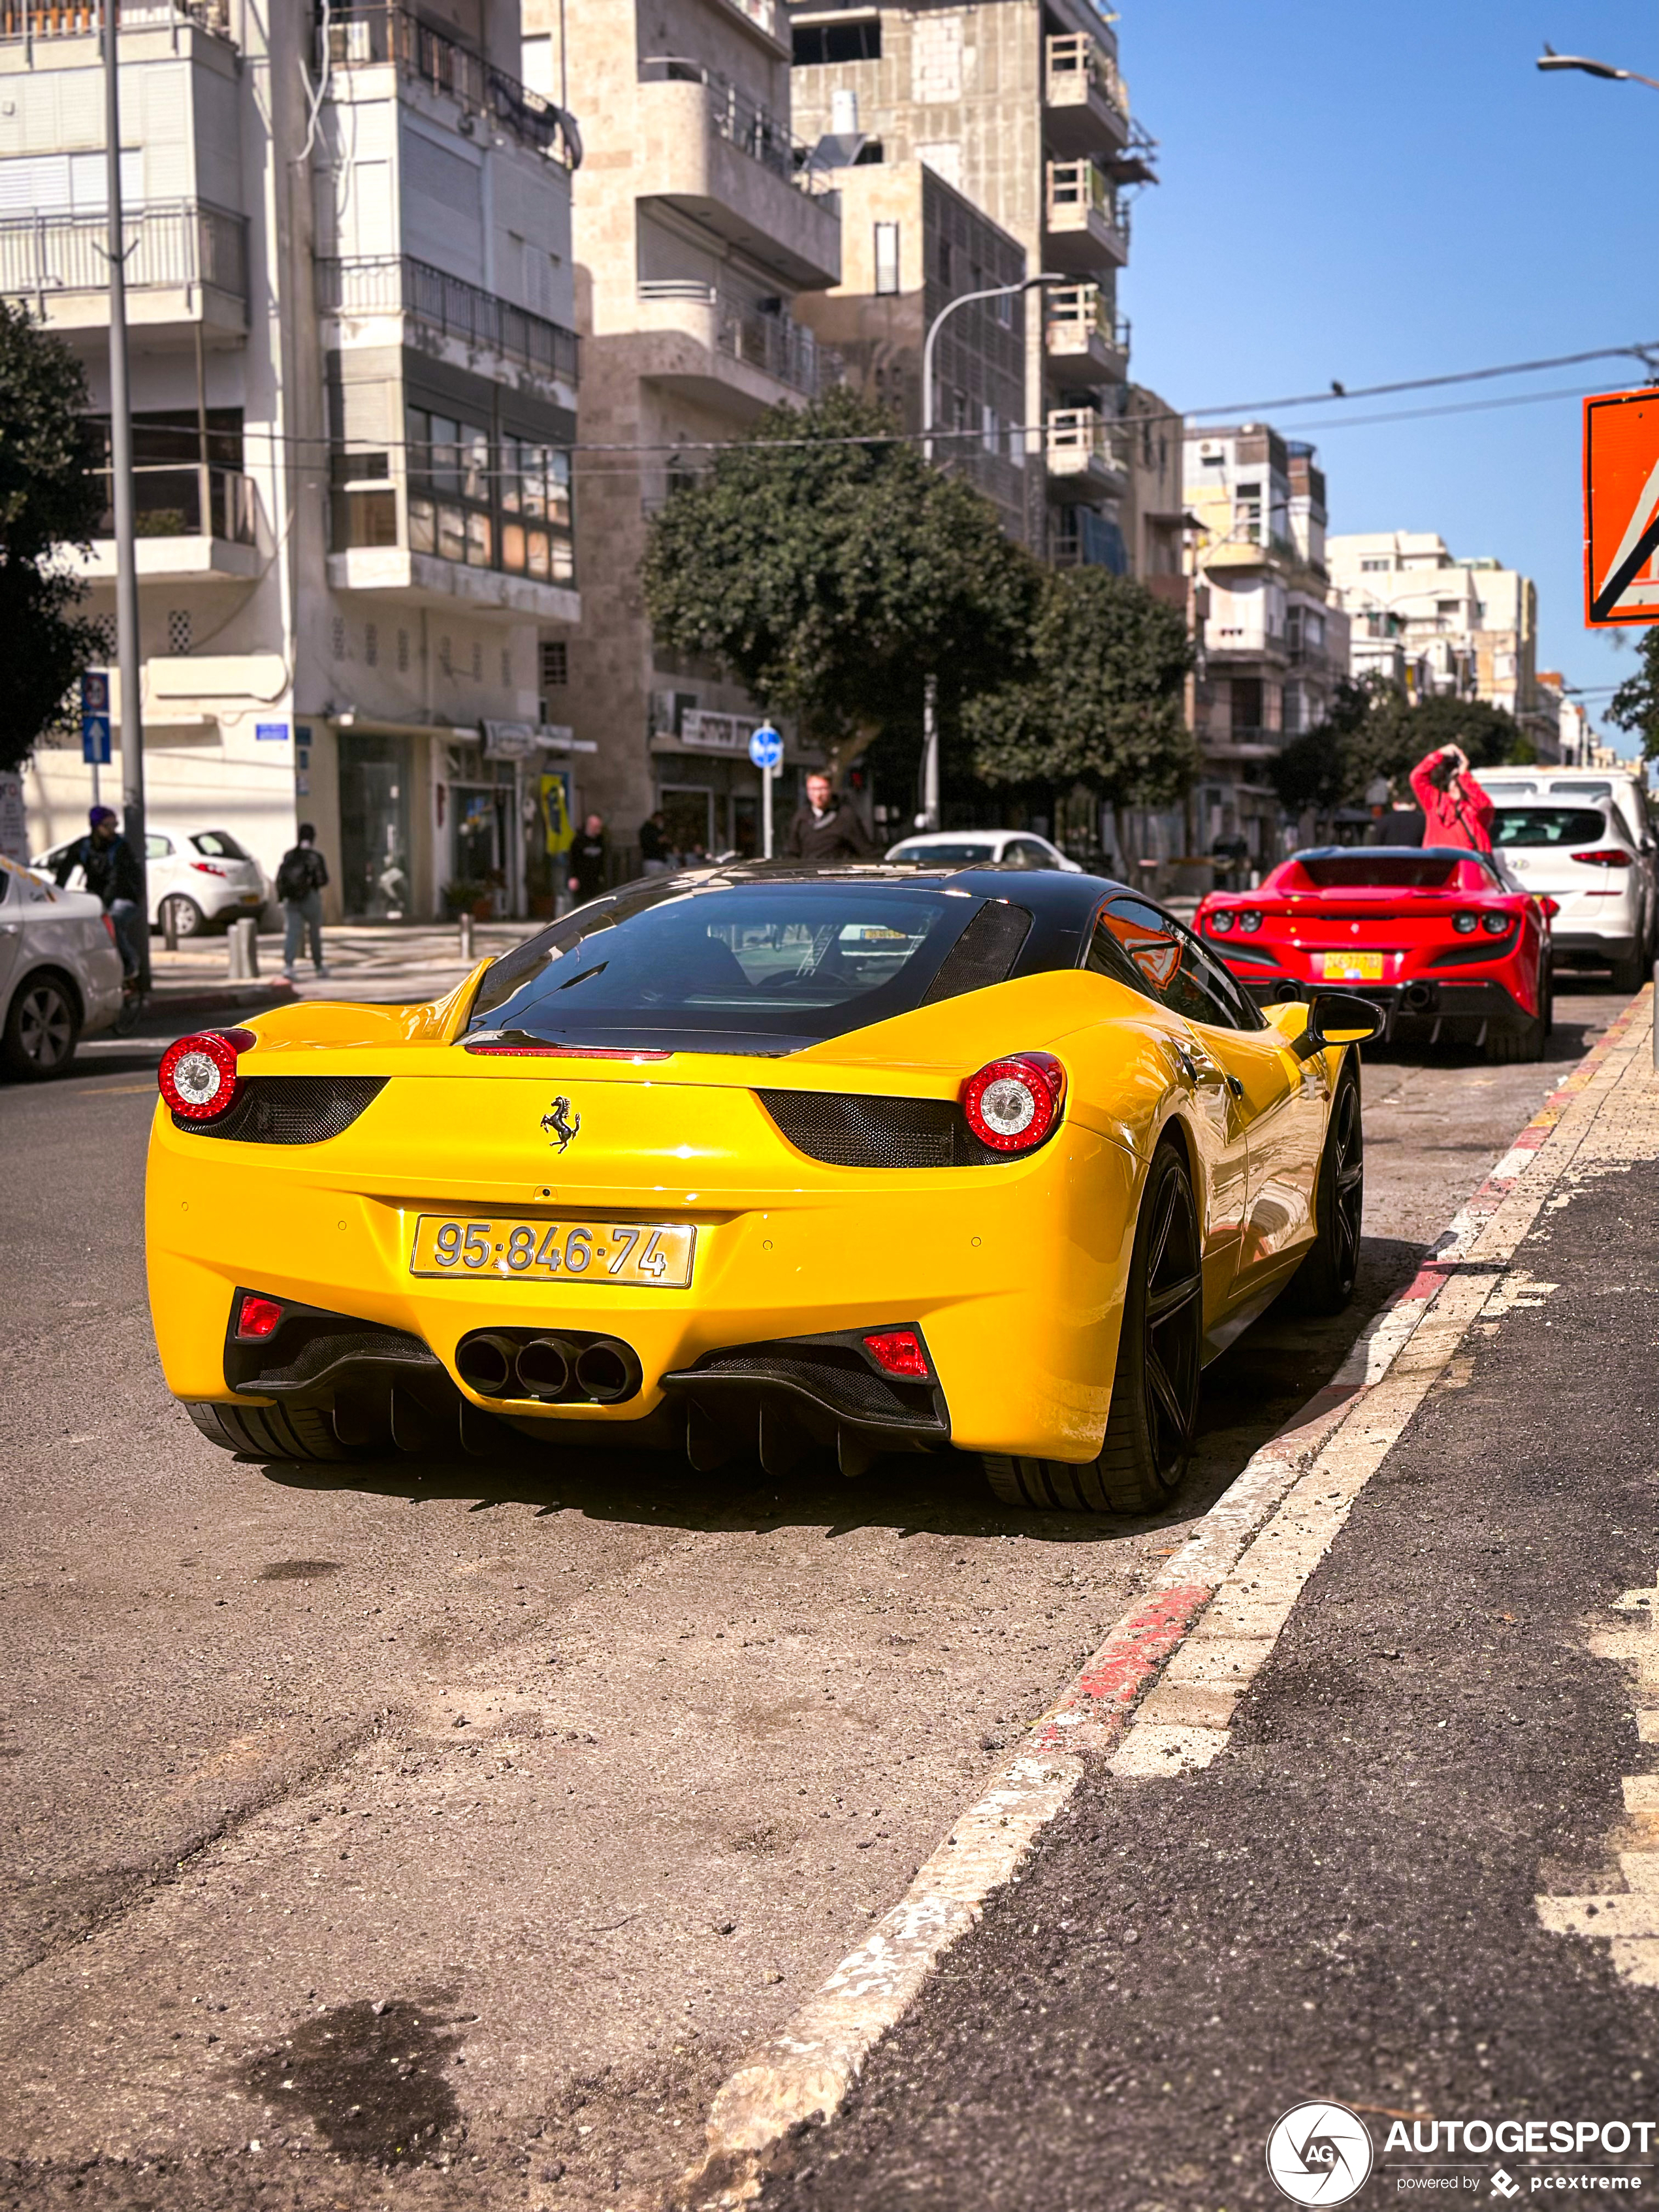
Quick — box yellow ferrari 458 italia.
[146,863,1379,1514]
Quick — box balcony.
[318,256,579,397]
[1044,285,1129,389]
[1043,160,1130,274]
[1046,409,1128,500]
[71,462,259,583]
[1043,33,1130,158]
[0,200,247,338]
[0,3,232,40]
[635,63,841,291]
[635,280,840,411]
[325,3,579,165]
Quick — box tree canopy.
[641,387,1040,776]
[1608,630,1659,758]
[0,300,103,777]
[963,566,1197,808]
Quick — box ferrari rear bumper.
[1238,975,1533,1038]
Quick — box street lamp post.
[916,271,1068,830]
[1536,42,1659,91]
[103,0,148,992]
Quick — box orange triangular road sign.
[1585,387,1659,627]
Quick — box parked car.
[0,855,123,1079]
[34,824,271,938]
[1482,795,1647,992]
[1472,766,1656,968]
[886,829,1084,872]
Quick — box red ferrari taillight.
[864,1328,930,1379]
[1571,848,1632,867]
[961,1051,1065,1153]
[236,1293,283,1339]
[158,1029,244,1119]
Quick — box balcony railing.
[326,4,580,167]
[639,57,837,198]
[318,255,580,387]
[1044,283,1130,358]
[93,461,255,544]
[1047,408,1129,474]
[1045,159,1129,242]
[1044,33,1128,116]
[637,278,840,396]
[0,1,231,38]
[0,200,248,308]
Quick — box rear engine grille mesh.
[758,1089,1001,1168]
[175,1075,389,1145]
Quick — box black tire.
[2,970,81,1080]
[184,1400,361,1463]
[1485,1011,1545,1064]
[158,894,206,940]
[1282,1068,1364,1315]
[1540,959,1554,1038]
[984,1141,1202,1516]
[1611,951,1645,995]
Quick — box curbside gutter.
[673,989,1654,2211]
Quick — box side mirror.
[1293,990,1385,1060]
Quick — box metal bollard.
[459,912,474,964]
[162,900,178,954]
[228,916,259,980]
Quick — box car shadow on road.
[1359,970,1625,1074]
[261,1233,1429,1552]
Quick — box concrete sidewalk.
[135,920,539,1022]
[747,992,1659,2210]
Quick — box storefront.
[338,729,417,921]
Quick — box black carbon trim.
[174,1076,388,1144]
[663,1328,948,1435]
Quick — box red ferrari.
[1193,845,1554,1063]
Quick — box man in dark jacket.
[568,814,609,905]
[54,805,144,980]
[782,773,875,863]
[277,824,330,979]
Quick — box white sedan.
[884,829,1084,872]
[0,856,123,1079]
[34,823,270,937]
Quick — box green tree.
[1270,677,1378,818]
[0,300,103,776]
[1273,679,1528,822]
[641,387,1040,778]
[963,567,1197,810]
[1608,629,1659,758]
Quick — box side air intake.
[173,1076,388,1145]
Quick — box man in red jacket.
[1408,743,1496,853]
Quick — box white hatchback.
[885,829,1084,872]
[1475,767,1656,968]
[1484,796,1645,990]
[35,824,271,938]
[0,856,123,1079]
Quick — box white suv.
[1484,794,1645,991]
[1474,768,1656,979]
[35,824,272,938]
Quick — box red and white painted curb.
[675,993,1653,2209]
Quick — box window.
[1087,897,1261,1031]
[1234,482,1262,539]
[873,220,900,296]
[402,407,575,586]
[935,234,954,287]
[541,639,569,689]
[191,831,251,861]
[1360,556,1392,572]
[981,404,999,455]
[792,17,881,64]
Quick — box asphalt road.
[0,977,1630,2211]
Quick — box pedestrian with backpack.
[277,824,330,980]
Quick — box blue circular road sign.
[749,724,784,771]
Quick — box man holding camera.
[1408,743,1495,854]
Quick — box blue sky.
[1121,0,1658,740]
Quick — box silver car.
[0,856,123,1079]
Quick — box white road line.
[674,996,1654,2212]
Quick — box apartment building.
[1327,530,1556,762]
[522,0,841,863]
[12,0,583,923]
[786,0,1152,567]
[1184,423,1350,865]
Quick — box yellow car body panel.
[145,958,1345,1465]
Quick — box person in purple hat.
[54,805,144,982]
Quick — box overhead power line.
[1185,340,1659,420]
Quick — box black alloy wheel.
[2,974,80,1080]
[983,1142,1203,1516]
[1285,1070,1364,1313]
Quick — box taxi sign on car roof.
[1584,386,1659,626]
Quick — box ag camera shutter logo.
[1265,2100,1376,2205]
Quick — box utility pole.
[104,0,148,990]
[918,271,1066,829]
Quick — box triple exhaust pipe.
[456,1330,643,1406]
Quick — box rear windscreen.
[469,883,1031,1051]
[1488,807,1609,848]
[1296,856,1468,889]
